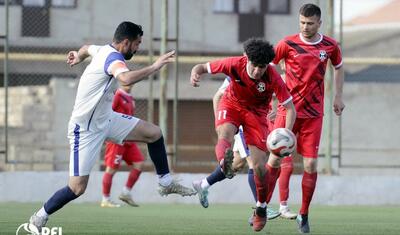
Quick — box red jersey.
[112,88,135,116]
[208,56,292,110]
[272,33,342,118]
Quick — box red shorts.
[215,100,270,152]
[273,115,323,158]
[104,141,145,169]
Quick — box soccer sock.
[300,171,318,215]
[279,156,294,203]
[36,207,49,218]
[147,136,170,175]
[43,186,79,215]
[158,173,172,186]
[125,168,142,189]
[206,165,226,187]
[253,170,268,204]
[215,138,231,163]
[247,168,257,202]
[266,164,281,204]
[102,172,114,197]
[200,179,210,189]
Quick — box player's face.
[299,14,321,40]
[247,61,267,80]
[123,36,142,60]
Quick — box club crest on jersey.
[319,50,327,62]
[257,82,265,92]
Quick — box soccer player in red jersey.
[267,4,345,233]
[190,38,297,232]
[101,84,145,208]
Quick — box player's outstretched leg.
[147,136,196,196]
[192,165,227,208]
[192,180,209,208]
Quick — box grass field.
[1,203,400,235]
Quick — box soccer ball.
[267,128,296,157]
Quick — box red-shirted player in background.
[267,4,345,233]
[101,84,145,208]
[190,38,297,232]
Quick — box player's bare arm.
[333,65,345,116]
[190,63,208,87]
[283,100,296,130]
[67,45,91,67]
[117,50,175,86]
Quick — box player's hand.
[153,50,175,71]
[67,51,80,67]
[333,95,345,115]
[190,73,201,87]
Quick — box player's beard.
[123,50,136,60]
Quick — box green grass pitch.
[1,203,400,234]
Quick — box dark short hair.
[113,21,143,43]
[299,3,321,19]
[243,38,275,66]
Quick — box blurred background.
[0,0,399,178]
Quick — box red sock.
[300,171,318,215]
[126,168,142,189]
[215,139,231,163]
[253,170,269,203]
[279,157,294,203]
[266,164,280,204]
[102,172,114,197]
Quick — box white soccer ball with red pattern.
[267,128,296,158]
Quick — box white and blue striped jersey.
[69,44,129,132]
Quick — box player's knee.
[303,158,317,173]
[147,126,162,142]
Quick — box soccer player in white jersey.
[28,21,195,232]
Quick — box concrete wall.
[0,172,398,205]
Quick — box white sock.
[158,173,172,186]
[102,196,110,201]
[200,178,210,190]
[256,201,267,208]
[122,186,130,195]
[36,207,49,218]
